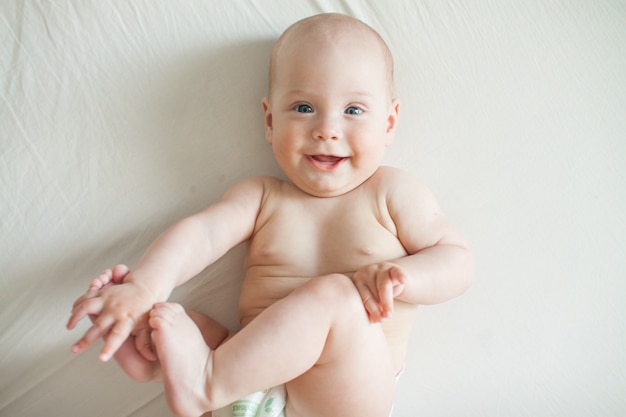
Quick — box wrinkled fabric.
[2,1,625,417]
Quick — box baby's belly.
[238,273,310,326]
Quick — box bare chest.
[245,192,407,278]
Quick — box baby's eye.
[295,104,313,113]
[345,106,363,115]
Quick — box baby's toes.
[149,302,185,329]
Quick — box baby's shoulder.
[370,166,430,194]
[373,166,414,181]
[236,175,303,206]
[369,166,440,212]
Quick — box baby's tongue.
[314,155,342,163]
[311,155,344,169]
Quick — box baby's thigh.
[286,274,396,417]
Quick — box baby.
[68,13,473,417]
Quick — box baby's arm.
[387,174,474,306]
[353,168,474,321]
[67,178,265,361]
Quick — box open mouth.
[307,155,347,170]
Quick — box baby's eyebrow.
[346,91,376,100]
[283,89,313,98]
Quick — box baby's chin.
[289,174,373,198]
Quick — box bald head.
[268,13,394,98]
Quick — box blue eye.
[295,104,313,113]
[345,106,363,115]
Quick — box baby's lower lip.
[307,155,347,170]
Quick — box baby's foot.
[150,302,213,417]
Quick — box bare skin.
[87,267,397,417]
[68,13,474,417]
[84,267,231,383]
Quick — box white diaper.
[212,385,286,417]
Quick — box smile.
[306,155,348,170]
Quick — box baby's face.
[263,33,399,197]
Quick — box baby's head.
[268,13,394,100]
[263,13,400,197]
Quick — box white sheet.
[2,1,626,416]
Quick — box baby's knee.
[308,273,352,293]
[306,274,364,312]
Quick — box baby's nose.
[312,116,343,141]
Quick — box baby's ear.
[385,98,400,145]
[262,97,273,144]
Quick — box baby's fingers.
[378,267,406,318]
[377,278,395,319]
[70,313,115,354]
[389,266,406,297]
[99,318,135,362]
[355,282,384,323]
[88,270,112,291]
[111,264,130,283]
[67,297,104,330]
[87,265,129,291]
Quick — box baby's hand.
[67,266,158,362]
[75,265,158,362]
[352,262,406,322]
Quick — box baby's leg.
[151,274,395,417]
[283,274,396,417]
[111,331,162,382]
[186,309,233,350]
